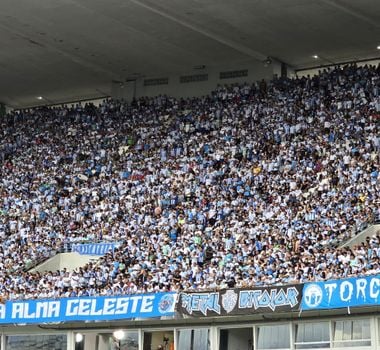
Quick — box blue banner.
[71,243,119,255]
[0,293,176,324]
[301,275,380,310]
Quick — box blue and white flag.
[71,243,119,255]
[301,275,380,310]
[0,293,177,325]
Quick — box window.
[6,334,67,350]
[219,328,253,350]
[257,324,290,349]
[73,331,139,350]
[295,322,330,348]
[333,319,371,347]
[178,329,210,350]
[219,69,248,79]
[179,74,208,83]
[143,330,174,350]
[111,331,139,350]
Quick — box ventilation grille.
[143,78,169,86]
[220,69,248,80]
[180,74,208,83]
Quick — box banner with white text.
[301,275,380,310]
[178,284,303,317]
[71,243,120,255]
[0,293,176,324]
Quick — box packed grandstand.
[0,63,379,301]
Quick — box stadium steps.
[29,252,100,273]
[341,223,380,248]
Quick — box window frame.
[5,333,68,350]
[256,323,291,350]
[217,326,254,350]
[332,318,372,348]
[293,321,331,349]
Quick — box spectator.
[0,62,378,299]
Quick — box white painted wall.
[30,252,100,273]
[112,61,280,102]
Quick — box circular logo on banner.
[158,294,175,314]
[303,284,323,308]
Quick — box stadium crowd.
[0,63,379,300]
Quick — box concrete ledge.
[30,252,100,273]
[341,224,380,248]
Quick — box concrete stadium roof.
[0,0,379,108]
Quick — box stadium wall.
[111,61,281,102]
[1,311,380,350]
[29,252,100,273]
[0,275,380,349]
[293,58,380,78]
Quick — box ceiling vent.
[220,69,248,79]
[180,74,208,83]
[143,78,169,86]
